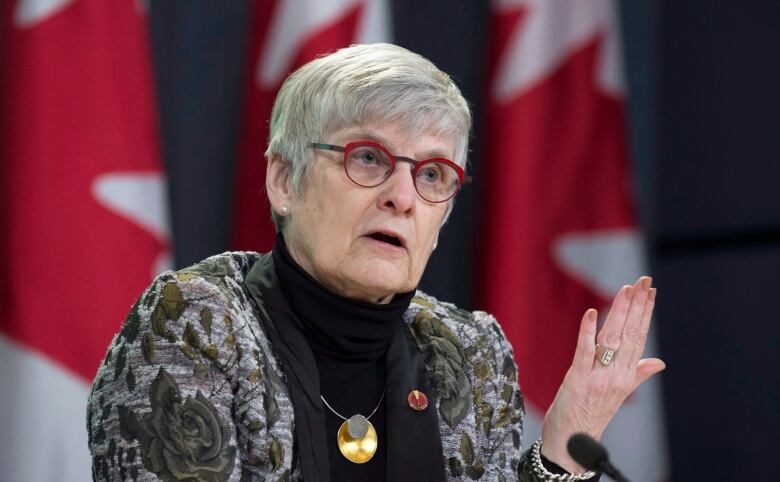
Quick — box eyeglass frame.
[308,141,471,203]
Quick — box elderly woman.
[87,43,663,481]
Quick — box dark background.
[149,1,779,480]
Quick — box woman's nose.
[377,163,417,214]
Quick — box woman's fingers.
[571,308,598,375]
[630,358,666,393]
[622,287,656,366]
[596,284,634,351]
[618,277,653,368]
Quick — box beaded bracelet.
[530,438,597,481]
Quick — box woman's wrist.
[540,436,587,474]
[532,438,597,481]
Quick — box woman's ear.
[266,154,293,216]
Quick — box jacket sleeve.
[465,310,572,482]
[453,310,524,482]
[469,312,599,482]
[86,272,243,481]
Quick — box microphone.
[567,433,631,482]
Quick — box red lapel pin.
[407,389,428,411]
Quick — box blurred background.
[1,0,778,481]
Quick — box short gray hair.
[266,43,471,231]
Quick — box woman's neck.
[272,234,415,361]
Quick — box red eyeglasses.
[309,141,469,203]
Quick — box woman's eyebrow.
[341,130,453,160]
[341,130,389,146]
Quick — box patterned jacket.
[87,252,544,481]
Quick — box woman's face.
[278,122,455,304]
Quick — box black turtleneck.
[273,235,415,481]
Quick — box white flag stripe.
[523,359,668,482]
[0,334,92,482]
[551,229,668,480]
[601,333,668,482]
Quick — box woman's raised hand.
[539,276,665,473]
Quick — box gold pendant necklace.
[320,389,386,464]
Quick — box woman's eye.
[419,166,441,183]
[351,149,382,166]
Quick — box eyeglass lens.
[345,143,460,202]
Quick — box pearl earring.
[280,206,289,215]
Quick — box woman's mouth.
[364,231,407,253]
[367,232,403,247]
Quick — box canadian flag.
[231,0,391,250]
[0,1,171,481]
[480,1,669,480]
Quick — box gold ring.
[595,344,617,366]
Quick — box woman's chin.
[347,260,415,302]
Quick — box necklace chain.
[320,388,386,421]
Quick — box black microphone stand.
[596,460,630,482]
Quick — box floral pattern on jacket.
[87,252,544,481]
